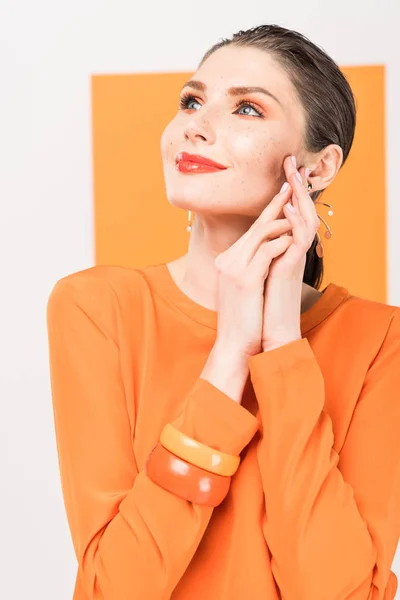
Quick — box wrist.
[201,345,250,404]
[262,334,302,352]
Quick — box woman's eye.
[188,99,201,110]
[235,103,262,117]
[179,95,264,118]
[179,95,202,110]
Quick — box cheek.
[230,132,257,157]
[230,132,276,179]
[160,119,178,159]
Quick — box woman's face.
[160,44,308,219]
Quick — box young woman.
[47,24,400,600]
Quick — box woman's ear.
[306,144,343,192]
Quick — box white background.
[1,0,399,598]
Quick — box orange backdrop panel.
[91,66,386,301]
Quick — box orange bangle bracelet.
[159,423,240,476]
[145,443,231,507]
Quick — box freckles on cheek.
[232,127,277,163]
[231,133,255,155]
[233,140,263,177]
[232,139,269,175]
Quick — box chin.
[164,185,210,212]
[163,169,219,212]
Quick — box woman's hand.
[211,177,295,363]
[261,157,320,351]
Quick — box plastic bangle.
[159,423,240,476]
[145,443,231,507]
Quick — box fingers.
[236,216,293,269]
[250,183,293,230]
[235,183,292,252]
[283,199,309,250]
[249,235,294,280]
[284,157,319,232]
[256,218,292,237]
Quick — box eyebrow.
[180,79,284,109]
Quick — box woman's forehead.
[195,46,294,105]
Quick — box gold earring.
[308,181,334,258]
[187,210,194,232]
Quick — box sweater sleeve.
[247,309,400,600]
[46,276,259,600]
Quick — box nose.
[183,109,217,145]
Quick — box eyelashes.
[178,92,197,111]
[179,92,265,118]
[178,92,198,111]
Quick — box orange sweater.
[46,262,400,600]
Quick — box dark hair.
[199,24,357,290]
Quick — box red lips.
[175,152,227,173]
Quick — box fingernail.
[285,202,296,213]
[295,171,302,183]
[305,167,310,179]
[280,182,290,193]
[291,155,297,168]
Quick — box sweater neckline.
[140,262,350,333]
